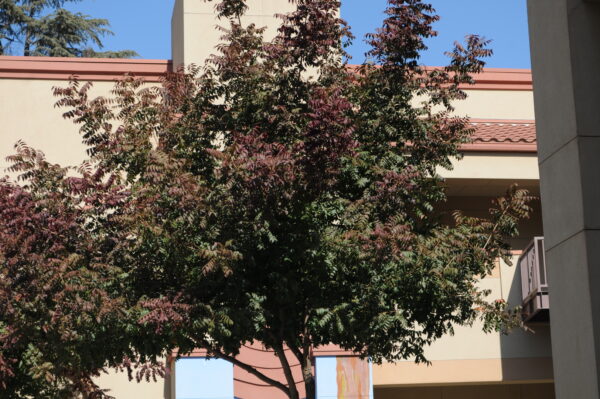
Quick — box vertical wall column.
[527,0,600,398]
[171,0,295,68]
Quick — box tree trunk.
[302,356,316,399]
[274,344,300,399]
[23,6,35,56]
[23,27,31,56]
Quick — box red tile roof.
[464,119,537,153]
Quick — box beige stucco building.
[0,1,555,398]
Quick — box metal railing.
[518,237,550,322]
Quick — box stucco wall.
[171,0,296,68]
[414,88,535,121]
[0,78,113,172]
[94,370,172,399]
[373,195,552,388]
[439,153,539,181]
[373,257,553,387]
[457,89,535,121]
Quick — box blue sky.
[67,0,531,68]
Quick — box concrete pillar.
[527,0,600,397]
[171,0,295,68]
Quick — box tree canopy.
[0,1,532,398]
[0,0,136,57]
[0,143,168,398]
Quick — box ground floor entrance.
[374,383,555,399]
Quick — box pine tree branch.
[23,5,36,56]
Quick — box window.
[175,358,234,399]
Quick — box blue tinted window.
[316,357,338,399]
[176,358,234,399]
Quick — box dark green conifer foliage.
[0,0,136,57]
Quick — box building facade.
[0,1,554,398]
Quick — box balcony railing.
[518,237,550,322]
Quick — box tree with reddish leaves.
[0,143,168,398]
[2,1,532,398]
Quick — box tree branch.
[273,343,300,399]
[287,341,304,365]
[301,332,316,399]
[482,203,511,251]
[209,350,290,396]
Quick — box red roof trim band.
[458,68,532,91]
[0,56,172,82]
[0,56,532,90]
[460,143,537,153]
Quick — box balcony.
[518,237,550,323]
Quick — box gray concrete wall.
[527,0,600,397]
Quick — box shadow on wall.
[499,199,554,392]
[440,194,556,397]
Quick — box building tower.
[171,0,296,68]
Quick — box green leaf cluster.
[2,1,534,398]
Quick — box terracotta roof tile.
[462,120,537,152]
[470,120,536,144]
